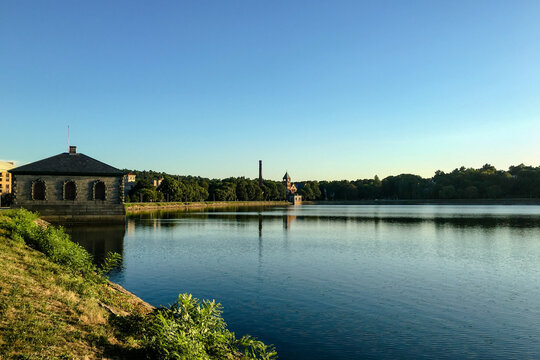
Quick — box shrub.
[0,209,95,275]
[143,293,277,360]
[99,251,122,276]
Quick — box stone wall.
[12,174,125,219]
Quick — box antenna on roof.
[67,125,70,152]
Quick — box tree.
[438,185,456,199]
[236,180,249,201]
[157,177,182,201]
[129,179,157,202]
[299,183,314,200]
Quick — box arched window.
[32,179,46,200]
[64,180,76,200]
[94,181,106,200]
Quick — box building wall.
[0,161,15,196]
[124,174,136,195]
[290,194,302,205]
[12,174,125,217]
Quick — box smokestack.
[259,160,263,186]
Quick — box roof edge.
[9,170,126,177]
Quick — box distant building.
[124,172,136,195]
[0,161,15,196]
[282,172,297,194]
[153,178,163,187]
[9,146,126,223]
[282,172,302,205]
[127,173,136,183]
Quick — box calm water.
[68,205,540,359]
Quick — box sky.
[1,1,539,181]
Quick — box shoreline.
[0,209,275,359]
[313,199,540,205]
[125,200,289,213]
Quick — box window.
[94,181,106,200]
[64,181,76,200]
[33,180,46,200]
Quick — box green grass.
[0,209,277,359]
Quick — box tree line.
[124,163,540,202]
[124,170,286,202]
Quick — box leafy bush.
[143,293,277,360]
[0,209,95,275]
[99,251,122,276]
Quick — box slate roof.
[283,172,291,180]
[10,152,125,176]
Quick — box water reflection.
[64,224,125,264]
[127,205,540,231]
[283,214,297,230]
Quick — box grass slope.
[0,211,152,359]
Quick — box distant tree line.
[124,170,286,202]
[123,164,540,202]
[299,164,540,201]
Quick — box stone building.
[282,172,297,194]
[9,146,125,223]
[124,172,136,196]
[0,161,15,196]
[283,172,302,205]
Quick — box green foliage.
[237,335,278,360]
[99,251,122,276]
[143,294,276,360]
[0,209,95,275]
[317,164,540,201]
[130,179,159,202]
[157,176,182,202]
[438,185,457,199]
[125,164,540,202]
[125,169,287,203]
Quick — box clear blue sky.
[1,1,539,181]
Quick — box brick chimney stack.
[259,160,263,186]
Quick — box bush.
[0,209,95,275]
[143,293,277,360]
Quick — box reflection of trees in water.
[64,224,125,264]
[272,214,540,231]
[131,209,540,232]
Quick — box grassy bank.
[0,209,276,359]
[125,201,289,213]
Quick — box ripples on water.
[68,205,540,359]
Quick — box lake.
[67,205,540,359]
